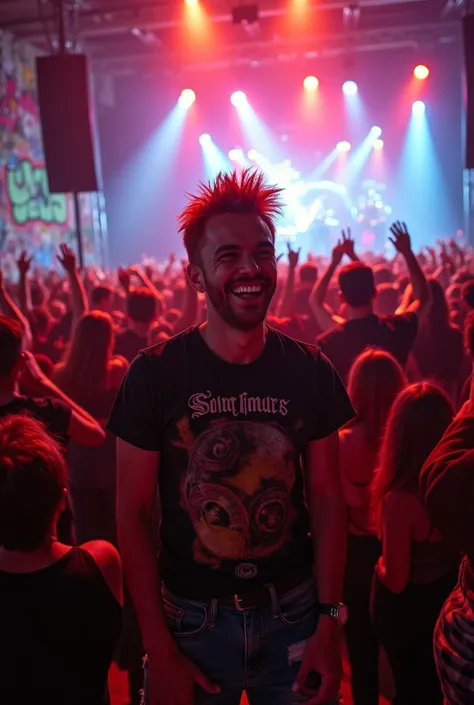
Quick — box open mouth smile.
[230,283,265,298]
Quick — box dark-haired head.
[179,169,284,331]
[347,348,406,450]
[0,415,67,552]
[127,288,158,324]
[339,262,376,309]
[372,382,454,533]
[91,285,114,313]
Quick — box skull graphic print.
[184,420,298,572]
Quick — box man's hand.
[147,646,220,705]
[20,351,50,391]
[331,242,345,268]
[287,242,301,269]
[57,243,77,275]
[293,618,342,704]
[389,221,412,257]
[17,251,33,276]
[118,266,131,292]
[340,228,356,261]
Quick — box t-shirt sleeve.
[308,350,356,440]
[106,353,162,451]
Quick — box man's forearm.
[39,377,99,427]
[311,492,347,603]
[118,511,176,655]
[404,249,430,306]
[69,271,88,323]
[312,262,336,307]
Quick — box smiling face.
[189,212,277,331]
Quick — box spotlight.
[342,80,358,96]
[303,75,319,91]
[370,126,382,139]
[185,0,199,5]
[373,139,384,150]
[231,91,247,107]
[179,88,196,107]
[412,100,426,116]
[247,149,259,161]
[337,141,351,153]
[228,148,244,162]
[199,133,212,146]
[414,64,430,80]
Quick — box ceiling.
[0,0,466,74]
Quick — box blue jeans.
[143,576,340,705]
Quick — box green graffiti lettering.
[5,158,68,227]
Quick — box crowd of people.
[0,168,474,705]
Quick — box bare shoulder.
[81,540,123,606]
[108,356,129,388]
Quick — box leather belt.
[217,567,313,612]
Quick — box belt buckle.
[233,594,245,612]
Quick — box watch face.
[337,603,349,626]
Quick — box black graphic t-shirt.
[107,326,355,599]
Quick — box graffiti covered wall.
[0,32,98,276]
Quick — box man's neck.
[200,318,266,365]
[347,304,374,321]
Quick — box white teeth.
[232,285,263,294]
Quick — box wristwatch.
[319,602,349,626]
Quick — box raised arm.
[391,222,431,319]
[17,251,33,316]
[278,243,300,318]
[21,351,105,446]
[129,265,166,309]
[309,228,358,332]
[57,244,88,329]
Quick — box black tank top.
[0,546,122,705]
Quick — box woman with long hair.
[340,348,406,705]
[0,415,122,704]
[371,382,460,705]
[55,311,128,545]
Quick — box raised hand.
[287,241,301,269]
[389,221,412,256]
[20,350,49,389]
[17,250,33,276]
[117,266,131,292]
[57,243,77,274]
[331,241,345,267]
[340,228,356,260]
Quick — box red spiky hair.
[178,168,284,263]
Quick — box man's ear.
[338,289,346,305]
[187,263,206,294]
